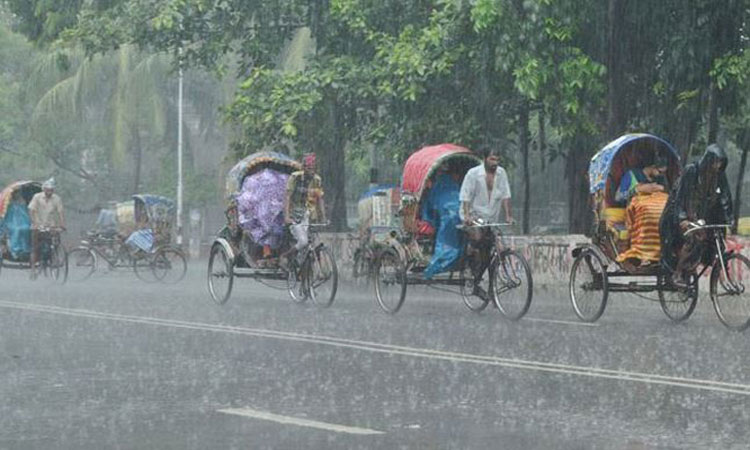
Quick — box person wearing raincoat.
[1,191,32,260]
[660,144,733,285]
[421,164,464,279]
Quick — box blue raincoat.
[421,174,463,278]
[1,202,31,259]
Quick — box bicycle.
[286,223,339,307]
[35,227,68,283]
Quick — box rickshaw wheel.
[133,252,158,283]
[67,247,97,282]
[569,248,609,322]
[491,250,533,320]
[208,244,233,305]
[374,247,407,314]
[658,273,698,323]
[287,259,311,304]
[711,253,750,331]
[460,263,490,312]
[309,246,338,308]
[152,247,187,284]
[353,246,373,283]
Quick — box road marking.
[526,317,599,327]
[2,300,750,397]
[217,408,384,435]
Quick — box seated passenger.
[615,156,669,267]
[421,164,463,279]
[1,191,32,260]
[125,214,154,253]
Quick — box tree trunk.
[538,109,546,172]
[707,81,720,144]
[606,0,626,138]
[565,135,594,234]
[519,104,530,234]
[320,94,347,231]
[733,130,749,234]
[132,126,142,195]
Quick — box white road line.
[526,317,599,327]
[217,408,384,435]
[2,300,750,396]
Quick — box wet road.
[1,264,748,449]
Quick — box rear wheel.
[460,261,490,312]
[67,247,97,282]
[570,248,609,322]
[711,253,750,331]
[491,250,533,320]
[133,253,157,282]
[374,247,407,314]
[659,273,698,323]
[309,246,338,308]
[207,244,233,305]
[152,247,187,284]
[287,259,310,304]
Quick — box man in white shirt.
[28,178,65,279]
[459,148,513,299]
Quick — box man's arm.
[458,171,474,224]
[502,198,513,223]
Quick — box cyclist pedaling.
[281,153,326,268]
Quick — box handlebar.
[36,226,64,233]
[684,221,732,236]
[456,222,512,230]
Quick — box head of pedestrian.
[42,177,55,198]
[481,147,501,173]
[303,153,317,176]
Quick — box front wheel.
[374,247,407,314]
[67,247,97,282]
[460,262,490,312]
[658,274,698,323]
[711,253,750,331]
[48,243,67,284]
[491,250,533,320]
[569,248,608,322]
[152,247,187,284]
[207,244,234,305]
[133,252,158,283]
[309,246,338,308]
[287,259,310,304]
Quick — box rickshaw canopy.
[225,151,301,197]
[401,144,480,199]
[0,181,41,221]
[133,194,176,224]
[589,133,680,205]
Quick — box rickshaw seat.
[602,207,629,249]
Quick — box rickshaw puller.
[282,153,326,266]
[459,147,513,299]
[660,144,733,286]
[28,178,65,280]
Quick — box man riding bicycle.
[459,147,514,300]
[282,153,326,267]
[28,178,65,279]
[660,144,733,287]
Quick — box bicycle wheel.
[207,244,234,305]
[711,253,750,331]
[374,247,407,314]
[309,246,338,308]
[48,244,67,284]
[353,247,373,283]
[491,250,533,320]
[460,262,490,312]
[569,248,609,322]
[658,273,698,323]
[67,247,97,282]
[287,259,310,304]
[152,247,187,284]
[133,253,158,283]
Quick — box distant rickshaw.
[372,144,533,316]
[67,194,187,283]
[207,151,338,307]
[352,184,400,281]
[0,180,67,282]
[569,133,750,329]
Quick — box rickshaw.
[68,194,187,283]
[372,144,533,316]
[569,133,750,329]
[352,184,400,281]
[0,180,67,282]
[207,151,338,307]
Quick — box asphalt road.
[1,263,748,449]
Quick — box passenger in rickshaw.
[660,144,733,286]
[459,147,513,298]
[282,152,326,266]
[420,161,463,279]
[0,191,32,260]
[236,166,289,259]
[125,211,154,253]
[614,154,670,269]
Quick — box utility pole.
[176,64,184,245]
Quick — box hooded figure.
[660,144,733,273]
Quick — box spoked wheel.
[711,253,750,331]
[133,252,159,283]
[287,259,311,304]
[48,244,67,284]
[658,273,698,323]
[569,248,609,322]
[208,244,234,305]
[374,247,407,314]
[460,261,490,312]
[309,246,338,308]
[67,247,97,282]
[353,247,373,284]
[491,250,533,320]
[152,247,187,284]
